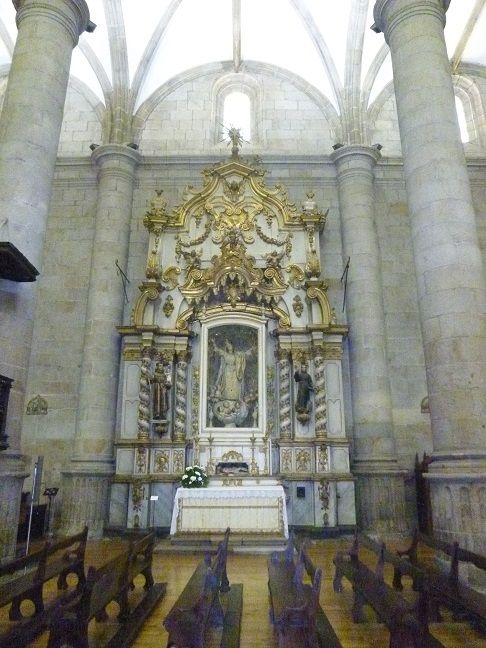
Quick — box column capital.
[90,143,141,168]
[13,0,93,47]
[330,144,381,179]
[373,0,449,40]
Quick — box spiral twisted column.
[278,348,292,440]
[374,0,486,552]
[313,350,327,440]
[174,351,189,442]
[137,350,152,440]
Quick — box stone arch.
[210,72,263,145]
[452,74,486,148]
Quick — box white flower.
[190,475,196,481]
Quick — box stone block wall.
[13,65,486,517]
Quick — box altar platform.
[169,481,288,548]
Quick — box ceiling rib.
[451,0,486,74]
[233,0,241,72]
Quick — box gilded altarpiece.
[109,146,356,532]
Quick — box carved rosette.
[174,351,189,442]
[296,449,311,472]
[278,349,292,440]
[313,353,327,439]
[137,350,152,440]
[154,450,169,473]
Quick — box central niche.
[201,319,264,431]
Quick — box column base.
[60,462,114,538]
[426,453,486,555]
[353,463,408,534]
[0,453,29,561]
[427,457,486,590]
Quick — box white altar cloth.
[170,485,288,538]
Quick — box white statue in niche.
[207,326,258,428]
[210,339,250,400]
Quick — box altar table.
[170,485,288,538]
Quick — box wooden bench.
[395,530,486,632]
[163,527,240,648]
[0,527,88,648]
[47,531,166,648]
[268,536,343,648]
[333,535,444,648]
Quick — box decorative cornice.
[14,0,93,46]
[373,0,448,41]
[330,145,381,177]
[91,143,141,174]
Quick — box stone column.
[331,145,406,533]
[0,0,91,558]
[374,0,486,552]
[61,144,140,537]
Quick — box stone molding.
[330,144,381,175]
[373,0,449,39]
[91,143,141,170]
[14,0,92,46]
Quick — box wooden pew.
[47,531,166,648]
[333,535,444,648]
[268,536,343,648]
[395,530,486,632]
[163,527,236,648]
[0,527,88,648]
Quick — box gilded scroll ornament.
[161,266,180,290]
[131,281,163,326]
[286,264,305,289]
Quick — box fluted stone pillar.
[374,0,486,551]
[61,144,140,537]
[331,145,406,533]
[0,0,91,559]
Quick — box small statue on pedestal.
[150,362,171,434]
[294,364,313,424]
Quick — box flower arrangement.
[181,465,209,488]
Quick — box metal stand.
[43,487,59,537]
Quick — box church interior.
[0,0,486,646]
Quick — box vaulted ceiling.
[0,0,485,143]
